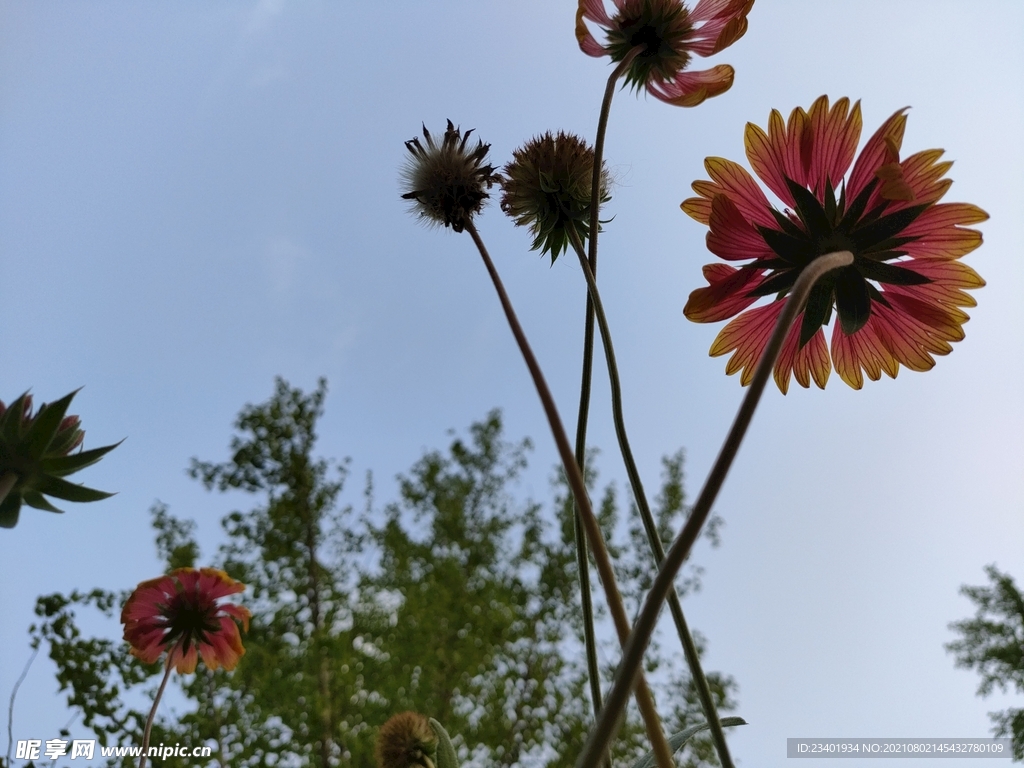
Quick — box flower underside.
[605,0,694,89]
[682,96,987,391]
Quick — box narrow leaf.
[33,475,115,503]
[631,717,747,768]
[39,441,123,477]
[429,719,459,768]
[26,389,80,458]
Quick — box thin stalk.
[568,231,734,768]
[6,647,38,767]
[464,219,675,768]
[571,42,643,742]
[0,471,17,509]
[573,250,856,768]
[139,659,173,768]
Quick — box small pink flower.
[575,0,754,107]
[122,567,251,673]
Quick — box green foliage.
[947,564,1024,761]
[25,379,737,768]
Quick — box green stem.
[571,42,644,739]
[138,659,173,768]
[0,471,17,509]
[463,219,675,768]
[573,250,856,768]
[568,231,734,768]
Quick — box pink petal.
[684,263,765,323]
[706,193,775,261]
[645,64,734,108]
[847,107,908,203]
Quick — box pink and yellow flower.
[682,96,987,391]
[575,0,754,107]
[122,567,250,673]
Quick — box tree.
[24,379,737,768]
[947,564,1024,761]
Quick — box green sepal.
[25,389,80,459]
[786,178,831,238]
[800,277,835,347]
[34,475,115,503]
[836,177,879,233]
[630,717,747,768]
[757,226,814,266]
[429,718,459,768]
[39,441,123,477]
[22,490,65,513]
[850,205,928,251]
[747,269,798,298]
[824,178,838,227]
[856,260,930,286]
[835,267,872,335]
[0,495,21,528]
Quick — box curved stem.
[138,659,173,768]
[568,231,734,768]
[574,250,855,768]
[571,42,644,739]
[463,219,675,768]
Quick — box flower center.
[751,177,930,345]
[606,0,693,89]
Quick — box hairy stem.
[139,659,173,768]
[574,250,856,768]
[571,43,644,747]
[568,231,734,768]
[464,220,674,768]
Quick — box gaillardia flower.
[682,96,987,391]
[376,712,438,768]
[0,390,118,529]
[122,567,251,673]
[401,120,501,233]
[576,0,754,106]
[500,131,610,262]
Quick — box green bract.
[0,389,119,528]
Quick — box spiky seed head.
[500,131,610,262]
[376,712,439,768]
[401,120,500,233]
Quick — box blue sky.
[1,1,1022,766]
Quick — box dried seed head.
[376,712,438,768]
[500,131,610,262]
[401,120,500,233]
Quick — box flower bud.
[499,131,609,262]
[376,712,438,768]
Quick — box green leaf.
[1,392,31,444]
[0,495,22,528]
[26,389,80,458]
[39,441,123,477]
[34,475,115,503]
[429,719,459,768]
[23,490,65,513]
[630,717,747,768]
